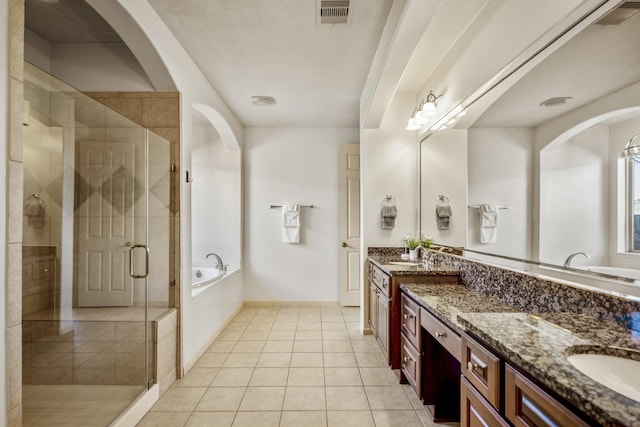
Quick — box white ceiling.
[147,0,393,128]
[472,11,640,128]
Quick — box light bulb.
[406,118,421,131]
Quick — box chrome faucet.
[205,253,226,270]
[563,252,590,267]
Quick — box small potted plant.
[407,238,421,260]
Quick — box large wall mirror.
[420,0,640,293]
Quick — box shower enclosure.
[22,62,175,426]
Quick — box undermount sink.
[388,261,421,266]
[567,351,640,402]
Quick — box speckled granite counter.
[401,282,640,427]
[368,254,459,278]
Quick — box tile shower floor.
[137,304,454,427]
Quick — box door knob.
[124,241,131,247]
[341,242,347,248]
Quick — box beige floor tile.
[322,330,350,340]
[245,322,273,331]
[354,352,388,368]
[232,340,265,353]
[295,330,322,340]
[223,321,250,332]
[322,322,347,331]
[193,353,228,368]
[351,340,383,353]
[185,411,235,427]
[275,315,298,322]
[137,411,191,427]
[267,330,296,341]
[195,387,245,411]
[239,330,270,341]
[217,331,243,341]
[210,368,254,387]
[359,367,399,386]
[292,340,323,353]
[325,386,370,410]
[322,340,353,353]
[365,386,413,410]
[231,411,280,427]
[262,340,294,353]
[207,341,236,353]
[402,384,424,410]
[287,367,325,386]
[298,315,321,322]
[371,410,423,427]
[256,352,291,367]
[327,410,375,427]
[238,387,285,411]
[271,321,297,331]
[290,352,324,368]
[325,367,363,386]
[324,352,357,367]
[282,386,326,411]
[296,322,321,331]
[249,367,289,386]
[150,387,207,412]
[321,314,344,322]
[222,353,260,368]
[280,410,327,427]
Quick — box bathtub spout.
[206,253,226,271]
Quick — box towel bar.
[270,205,315,209]
[468,205,509,209]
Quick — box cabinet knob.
[435,331,447,339]
[467,361,479,372]
[403,313,414,320]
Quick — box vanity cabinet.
[400,294,422,397]
[368,260,459,369]
[461,333,590,427]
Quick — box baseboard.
[182,303,244,375]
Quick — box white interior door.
[75,138,143,307]
[339,144,361,306]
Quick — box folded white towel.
[480,203,498,243]
[282,203,300,243]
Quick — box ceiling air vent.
[595,2,640,25]
[319,0,350,24]
[540,97,573,107]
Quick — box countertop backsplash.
[426,250,640,333]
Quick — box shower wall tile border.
[8,0,24,423]
[7,243,22,327]
[427,251,640,331]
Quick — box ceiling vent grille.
[595,2,640,25]
[320,1,350,24]
[540,97,573,107]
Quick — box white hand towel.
[480,203,498,244]
[282,203,300,243]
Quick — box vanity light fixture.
[622,134,640,162]
[406,90,442,131]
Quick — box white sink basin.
[567,353,640,402]
[388,261,421,266]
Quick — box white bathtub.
[192,266,225,288]
[576,266,640,281]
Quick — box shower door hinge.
[170,279,176,288]
[170,163,177,172]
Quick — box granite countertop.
[368,254,459,277]
[401,282,640,427]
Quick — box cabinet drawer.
[371,264,391,298]
[505,365,588,427]
[401,294,421,348]
[401,333,421,397]
[461,376,509,427]
[421,308,461,362]
[461,334,501,410]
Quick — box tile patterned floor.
[138,304,453,427]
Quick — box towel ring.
[437,195,450,205]
[24,193,44,209]
[382,195,397,206]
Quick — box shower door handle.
[129,244,150,279]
